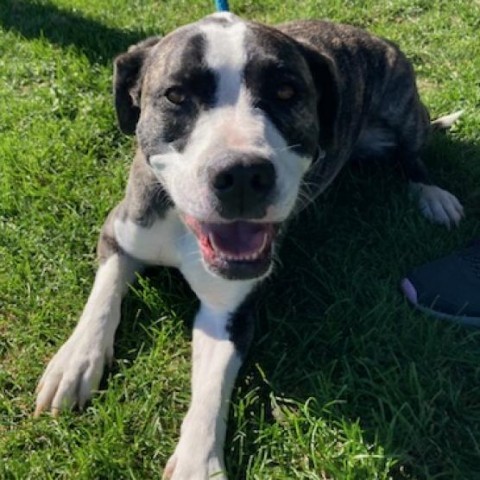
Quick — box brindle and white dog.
[35,12,464,479]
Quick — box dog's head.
[114,13,337,280]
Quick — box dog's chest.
[113,208,186,267]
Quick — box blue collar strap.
[215,0,230,12]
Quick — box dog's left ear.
[298,42,340,150]
[113,37,161,135]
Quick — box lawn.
[1,0,480,478]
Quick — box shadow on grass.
[224,133,480,478]
[0,0,148,64]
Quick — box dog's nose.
[209,158,276,219]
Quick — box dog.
[34,12,464,479]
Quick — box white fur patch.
[163,303,245,480]
[179,238,258,309]
[410,182,464,228]
[201,18,247,107]
[431,110,463,130]
[209,11,238,23]
[114,209,184,266]
[263,118,311,219]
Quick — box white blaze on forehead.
[200,18,248,106]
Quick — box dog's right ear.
[113,37,161,135]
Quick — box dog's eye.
[165,87,187,105]
[276,84,296,101]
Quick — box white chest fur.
[113,209,186,267]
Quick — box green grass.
[1,0,480,478]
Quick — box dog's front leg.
[164,282,255,480]
[35,252,139,416]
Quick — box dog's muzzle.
[181,154,280,280]
[183,215,278,280]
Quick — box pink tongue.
[209,222,269,257]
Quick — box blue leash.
[214,0,230,12]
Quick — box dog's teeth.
[208,234,217,252]
[259,233,268,253]
[210,232,269,261]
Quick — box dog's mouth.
[182,215,277,280]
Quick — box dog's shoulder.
[276,19,403,66]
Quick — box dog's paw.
[34,333,113,417]
[411,183,464,228]
[163,449,226,480]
